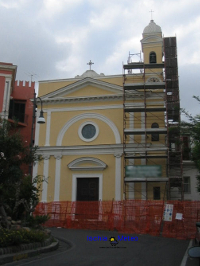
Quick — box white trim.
[54,155,62,201]
[72,173,103,201]
[32,161,38,179]
[56,113,121,145]
[45,110,51,146]
[68,157,107,171]
[42,156,50,202]
[38,144,123,155]
[78,121,99,142]
[0,73,13,78]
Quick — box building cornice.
[41,94,123,104]
[40,93,165,105]
[36,144,123,156]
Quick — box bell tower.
[141,20,163,66]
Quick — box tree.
[0,119,42,227]
[181,96,200,192]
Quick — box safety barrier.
[34,200,200,239]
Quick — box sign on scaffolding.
[163,203,173,222]
[125,165,162,178]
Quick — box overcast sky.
[0,0,199,118]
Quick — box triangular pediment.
[40,77,123,102]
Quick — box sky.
[0,0,200,118]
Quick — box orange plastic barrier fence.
[34,200,200,239]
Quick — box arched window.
[149,52,156,64]
[151,122,159,141]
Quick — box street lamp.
[29,92,45,175]
[37,97,45,124]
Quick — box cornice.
[40,92,165,105]
[36,144,123,156]
[42,94,123,104]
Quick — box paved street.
[5,228,199,266]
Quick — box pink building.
[0,62,35,174]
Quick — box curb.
[0,239,59,265]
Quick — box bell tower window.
[149,52,157,64]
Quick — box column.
[45,110,51,146]
[42,155,50,202]
[114,153,122,201]
[54,154,62,201]
[32,161,39,187]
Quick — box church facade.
[34,20,179,202]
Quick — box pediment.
[40,77,123,102]
[68,157,107,171]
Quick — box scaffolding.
[123,37,183,200]
[164,37,183,200]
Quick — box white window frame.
[78,121,99,142]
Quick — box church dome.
[143,20,162,34]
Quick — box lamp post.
[29,92,45,175]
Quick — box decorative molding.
[54,154,62,160]
[36,143,167,155]
[36,144,123,156]
[41,94,123,104]
[43,155,50,160]
[56,113,121,145]
[114,153,123,158]
[68,157,107,171]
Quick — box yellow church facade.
[34,20,179,202]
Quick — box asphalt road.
[6,228,197,266]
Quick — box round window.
[78,121,99,142]
[82,124,96,139]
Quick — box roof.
[143,20,162,34]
